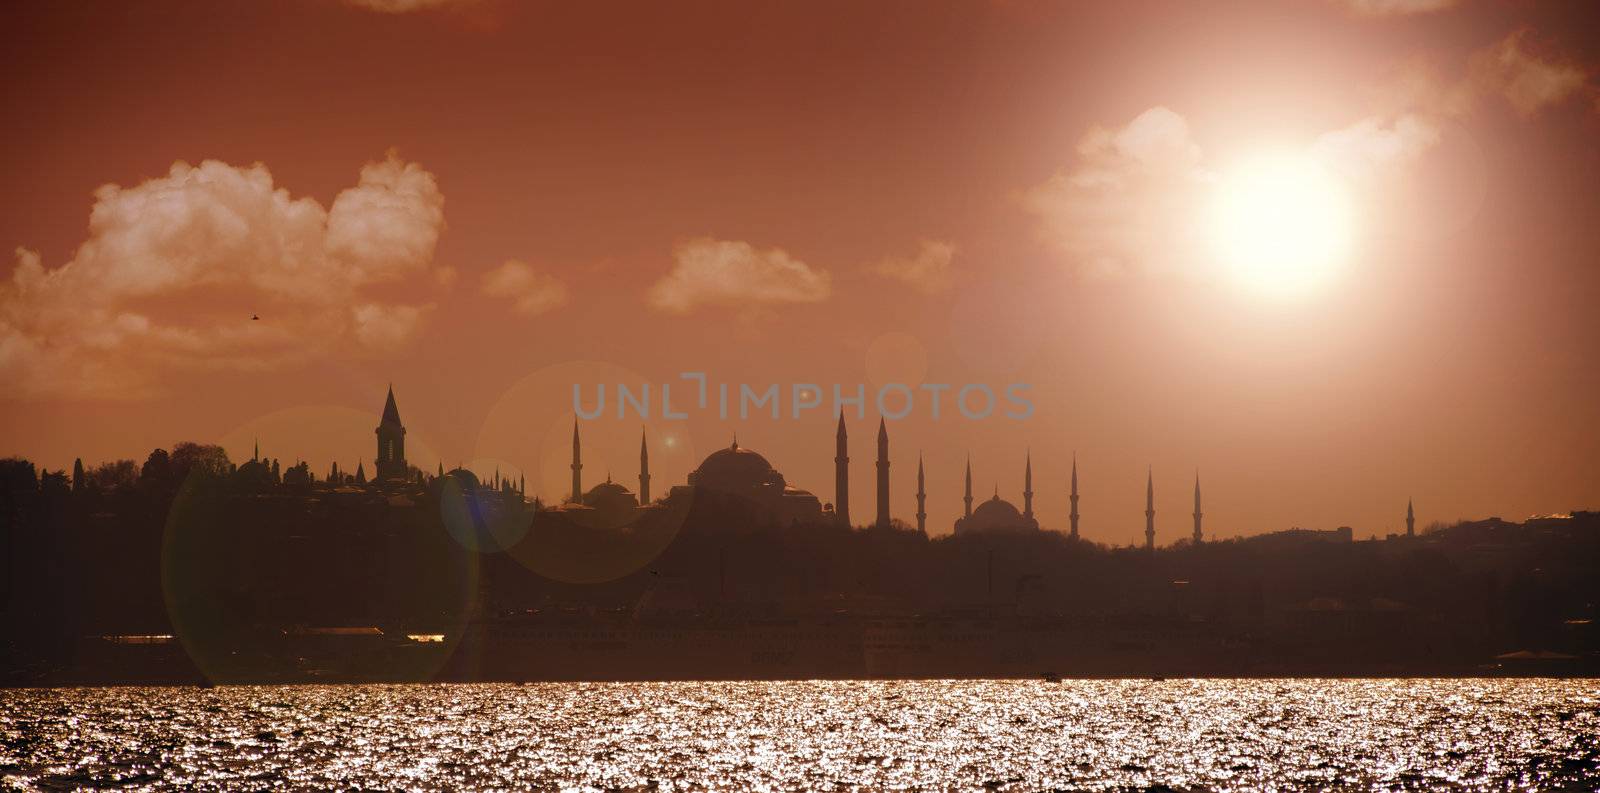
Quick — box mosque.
[368,386,1223,545]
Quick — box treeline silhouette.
[2,446,1597,682]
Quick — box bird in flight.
[251,314,260,321]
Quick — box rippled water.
[3,679,1598,791]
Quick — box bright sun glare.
[1210,152,1355,299]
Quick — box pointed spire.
[834,414,850,527]
[915,452,927,535]
[570,419,582,503]
[963,454,974,518]
[639,426,651,504]
[253,437,259,462]
[1144,466,1155,552]
[1068,452,1080,540]
[1192,470,1203,545]
[875,416,890,529]
[1022,448,1034,520]
[380,384,402,425]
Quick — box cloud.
[1311,114,1441,181]
[647,238,830,314]
[1021,106,1211,280]
[343,0,469,13]
[480,260,570,316]
[869,240,955,293]
[1469,29,1590,117]
[1023,105,1446,281]
[0,153,445,399]
[1332,0,1458,17]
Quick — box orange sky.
[2,0,1597,542]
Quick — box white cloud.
[0,153,445,399]
[1021,106,1211,280]
[1023,105,1446,282]
[343,0,467,13]
[647,238,831,314]
[1470,29,1590,117]
[480,259,570,316]
[869,240,955,293]
[1312,114,1441,181]
[1332,0,1458,17]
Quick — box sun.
[1209,152,1355,299]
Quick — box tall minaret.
[1406,498,1415,537]
[876,418,891,529]
[834,414,851,527]
[1069,454,1080,540]
[570,419,582,503]
[638,428,651,504]
[915,454,927,534]
[1192,472,1203,544]
[963,455,974,518]
[1022,450,1034,521]
[1144,468,1156,551]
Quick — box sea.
[2,679,1597,791]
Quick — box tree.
[283,461,311,489]
[170,442,231,481]
[89,460,138,491]
[140,448,173,486]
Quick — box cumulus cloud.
[1021,106,1211,280]
[1023,105,1447,281]
[480,260,569,316]
[343,0,469,13]
[647,238,830,314]
[1332,0,1458,17]
[869,240,955,293]
[0,153,445,399]
[1311,114,1441,181]
[1469,29,1590,117]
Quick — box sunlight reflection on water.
[2,678,1597,791]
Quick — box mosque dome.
[688,440,786,493]
[442,468,480,492]
[579,477,640,527]
[585,480,632,500]
[955,492,1038,534]
[972,494,1023,525]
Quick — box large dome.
[689,440,785,493]
[972,494,1023,524]
[955,492,1038,534]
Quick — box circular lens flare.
[1211,152,1355,299]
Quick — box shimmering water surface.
[3,679,1597,791]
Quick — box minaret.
[963,455,974,518]
[1069,454,1080,540]
[1406,498,1415,537]
[1144,468,1156,552]
[875,418,891,529]
[570,420,582,503]
[1192,472,1203,544]
[915,454,927,534]
[1022,450,1034,521]
[638,428,651,504]
[834,414,850,527]
[253,438,259,463]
